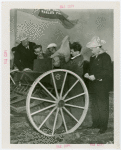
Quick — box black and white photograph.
[2,1,120,148]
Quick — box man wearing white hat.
[44,43,57,58]
[84,36,112,134]
[14,37,37,71]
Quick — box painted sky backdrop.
[10,9,113,60]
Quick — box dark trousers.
[90,91,109,130]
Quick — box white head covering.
[20,37,28,42]
[86,36,106,48]
[47,43,57,49]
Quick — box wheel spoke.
[60,72,67,99]
[38,82,57,101]
[62,79,79,100]
[38,107,56,129]
[65,103,85,109]
[65,93,85,102]
[60,108,68,132]
[10,75,16,85]
[51,73,59,99]
[31,104,56,116]
[52,108,59,135]
[63,107,79,123]
[31,96,56,103]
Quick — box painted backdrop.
[10,9,113,61]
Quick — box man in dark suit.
[84,36,112,134]
[14,37,37,71]
[62,42,84,120]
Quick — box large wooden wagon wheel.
[26,69,89,136]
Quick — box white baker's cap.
[20,37,28,42]
[47,43,57,49]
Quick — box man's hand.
[84,73,96,81]
[89,75,96,81]
[84,73,90,78]
[23,68,32,71]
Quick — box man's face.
[71,49,79,57]
[34,47,42,56]
[48,47,56,54]
[90,47,100,55]
[21,39,29,47]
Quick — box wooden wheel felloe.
[26,69,89,137]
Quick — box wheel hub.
[58,100,65,108]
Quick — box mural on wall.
[10,9,113,61]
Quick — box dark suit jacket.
[11,47,17,53]
[88,52,112,93]
[61,55,85,119]
[62,54,84,95]
[83,60,90,88]
[62,55,84,77]
[14,42,37,71]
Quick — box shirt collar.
[71,53,81,60]
[26,45,29,49]
[92,51,105,58]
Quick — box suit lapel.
[20,44,31,58]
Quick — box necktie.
[26,47,31,58]
[26,47,29,51]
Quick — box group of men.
[11,37,58,71]
[11,36,112,134]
